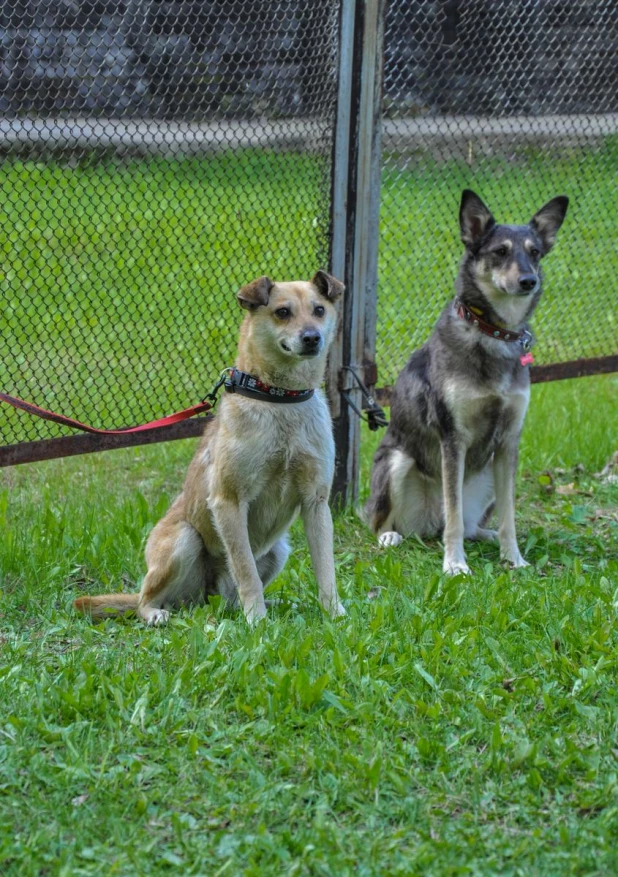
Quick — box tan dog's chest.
[187,395,333,557]
[245,465,302,552]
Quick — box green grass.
[1,373,617,875]
[1,142,617,442]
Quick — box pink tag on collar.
[520,352,534,367]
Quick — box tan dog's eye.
[275,308,291,319]
[314,306,325,318]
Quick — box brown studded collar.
[456,302,533,352]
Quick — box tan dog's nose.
[301,329,321,353]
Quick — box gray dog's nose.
[301,329,321,349]
[519,275,537,292]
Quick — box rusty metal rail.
[373,356,618,410]
[0,418,212,468]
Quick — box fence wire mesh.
[378,0,618,389]
[0,0,339,446]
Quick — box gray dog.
[364,189,568,574]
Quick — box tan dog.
[75,272,346,625]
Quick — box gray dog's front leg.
[440,439,470,575]
[494,442,529,568]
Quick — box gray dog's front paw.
[443,557,471,576]
[378,531,403,548]
[329,599,347,618]
[506,553,530,569]
[500,545,529,568]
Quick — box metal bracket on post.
[328,0,385,508]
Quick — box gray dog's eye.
[275,308,291,319]
[530,247,540,258]
[494,246,508,257]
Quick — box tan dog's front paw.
[143,607,170,627]
[244,599,267,624]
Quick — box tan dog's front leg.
[494,442,529,568]
[211,497,267,622]
[440,439,469,575]
[301,494,345,617]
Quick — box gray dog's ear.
[236,275,273,310]
[530,196,569,253]
[459,190,495,249]
[312,270,344,301]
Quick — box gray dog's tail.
[362,446,394,534]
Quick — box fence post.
[328,0,385,508]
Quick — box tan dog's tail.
[74,593,139,620]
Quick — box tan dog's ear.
[237,276,273,310]
[312,270,344,301]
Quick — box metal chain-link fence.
[0,0,339,450]
[377,0,618,389]
[1,0,617,476]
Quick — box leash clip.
[519,330,533,352]
[202,368,234,405]
[341,366,388,431]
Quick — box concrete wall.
[0,1,615,120]
[384,0,618,116]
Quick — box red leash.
[0,392,213,435]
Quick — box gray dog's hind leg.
[463,468,498,543]
[366,447,414,548]
[469,500,498,542]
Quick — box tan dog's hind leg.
[210,497,267,623]
[217,537,290,608]
[138,516,207,626]
[301,495,345,617]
